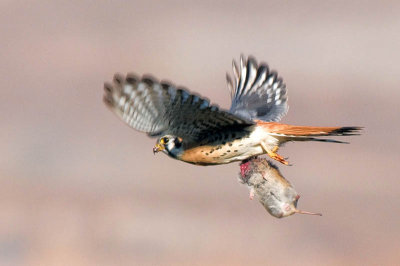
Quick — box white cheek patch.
[167,141,175,151]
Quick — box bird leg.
[260,142,290,165]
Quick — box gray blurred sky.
[0,1,399,265]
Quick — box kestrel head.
[153,135,183,158]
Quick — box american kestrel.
[103,55,360,166]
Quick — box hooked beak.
[153,143,164,154]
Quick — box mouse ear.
[294,209,322,216]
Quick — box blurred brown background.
[1,1,399,265]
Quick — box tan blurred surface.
[1,1,400,265]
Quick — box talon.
[260,143,290,165]
[269,151,290,165]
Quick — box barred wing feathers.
[104,73,254,145]
[227,56,288,122]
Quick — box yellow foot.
[261,144,290,165]
[268,151,290,165]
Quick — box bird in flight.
[103,55,360,166]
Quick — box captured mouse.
[239,158,322,218]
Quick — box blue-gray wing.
[227,55,288,122]
[104,73,254,145]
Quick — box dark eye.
[174,137,182,148]
[163,137,169,143]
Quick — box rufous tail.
[258,122,362,143]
